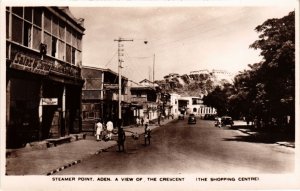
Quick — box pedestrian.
[144,121,151,146]
[117,127,126,152]
[158,115,161,126]
[95,119,103,141]
[106,119,114,140]
[217,117,222,128]
[136,117,140,127]
[144,117,149,129]
[141,117,144,126]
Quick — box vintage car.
[188,114,197,124]
[221,116,234,127]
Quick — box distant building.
[129,81,160,121]
[190,70,210,75]
[6,7,85,148]
[178,96,216,117]
[211,69,233,82]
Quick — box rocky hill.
[155,73,232,97]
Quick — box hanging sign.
[42,98,58,106]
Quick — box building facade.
[81,66,132,131]
[130,80,160,121]
[6,7,85,148]
[178,96,217,117]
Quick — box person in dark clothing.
[144,124,151,146]
[117,127,126,152]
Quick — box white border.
[0,0,299,191]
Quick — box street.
[57,119,294,175]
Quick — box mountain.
[155,72,232,97]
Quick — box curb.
[276,142,295,148]
[46,144,117,175]
[46,160,81,175]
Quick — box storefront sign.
[10,52,81,78]
[11,52,51,75]
[42,98,58,106]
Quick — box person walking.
[117,127,126,152]
[136,117,140,127]
[144,117,151,146]
[141,117,144,126]
[144,122,151,146]
[95,119,103,141]
[106,120,114,140]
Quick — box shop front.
[6,45,83,148]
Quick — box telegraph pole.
[114,37,133,123]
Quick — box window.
[58,40,65,60]
[12,7,23,17]
[193,108,197,112]
[77,35,82,50]
[43,32,51,55]
[33,8,41,27]
[66,44,71,63]
[24,22,32,47]
[66,27,71,44]
[72,47,76,65]
[24,7,32,22]
[6,11,9,39]
[11,15,23,44]
[59,21,65,40]
[51,37,57,57]
[44,10,51,32]
[72,31,76,47]
[52,16,59,37]
[32,26,41,50]
[76,50,82,66]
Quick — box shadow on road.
[222,125,295,144]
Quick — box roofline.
[82,65,128,80]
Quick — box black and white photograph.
[0,0,299,190]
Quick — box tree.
[249,11,295,127]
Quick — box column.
[38,82,43,140]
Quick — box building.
[211,69,233,82]
[178,96,217,117]
[129,81,160,121]
[169,93,180,117]
[6,7,85,148]
[81,66,131,131]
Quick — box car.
[221,116,234,127]
[188,114,197,124]
[178,113,184,120]
[204,114,217,120]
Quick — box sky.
[69,3,295,82]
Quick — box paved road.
[57,119,294,175]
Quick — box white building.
[178,96,217,117]
[169,93,180,117]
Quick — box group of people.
[95,119,114,141]
[95,116,152,152]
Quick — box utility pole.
[153,54,155,85]
[114,37,133,123]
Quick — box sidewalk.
[233,120,295,148]
[6,118,174,175]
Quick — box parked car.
[188,114,197,124]
[178,113,184,120]
[204,114,217,120]
[221,116,234,127]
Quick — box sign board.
[42,98,58,106]
[11,52,52,75]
